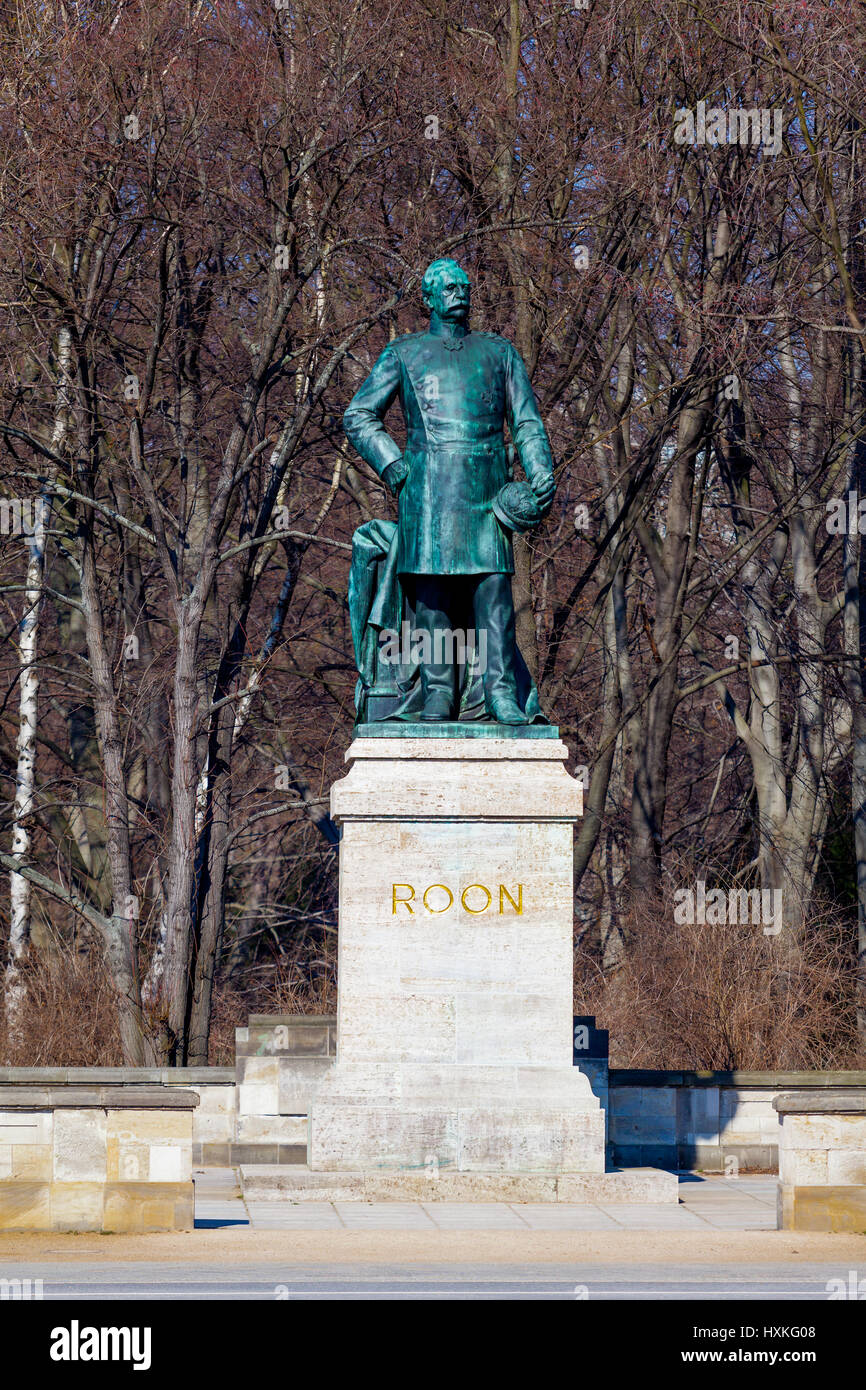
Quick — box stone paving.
[193,1169,779,1231]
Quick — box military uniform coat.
[343,326,554,575]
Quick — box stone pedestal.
[0,1086,197,1232]
[775,1091,866,1231]
[309,731,605,1179]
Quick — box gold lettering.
[423,884,454,914]
[391,882,525,918]
[499,884,523,915]
[392,883,416,914]
[461,883,492,914]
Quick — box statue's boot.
[419,690,453,722]
[413,576,456,721]
[473,572,530,725]
[486,692,529,725]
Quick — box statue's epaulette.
[391,331,427,351]
[472,330,511,348]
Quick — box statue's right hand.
[532,475,556,509]
[383,457,409,496]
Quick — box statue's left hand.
[382,457,409,496]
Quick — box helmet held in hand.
[492,480,552,533]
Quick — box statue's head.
[422,258,470,323]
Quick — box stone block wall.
[0,1087,198,1232]
[2,1035,864,1178]
[607,1071,866,1172]
[776,1092,866,1232]
[0,1026,333,1169]
[230,1015,336,1165]
[0,1066,236,1167]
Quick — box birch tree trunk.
[4,326,71,1044]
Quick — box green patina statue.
[343,258,556,727]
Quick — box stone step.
[239,1164,678,1204]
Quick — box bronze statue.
[344,258,556,726]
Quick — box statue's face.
[424,265,470,322]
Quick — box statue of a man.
[343,257,555,725]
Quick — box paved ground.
[0,1259,859,1299]
[194,1168,779,1231]
[1,1171,862,1299]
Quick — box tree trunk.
[4,326,71,1044]
[4,494,48,1039]
[846,433,866,1044]
[161,602,205,1061]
